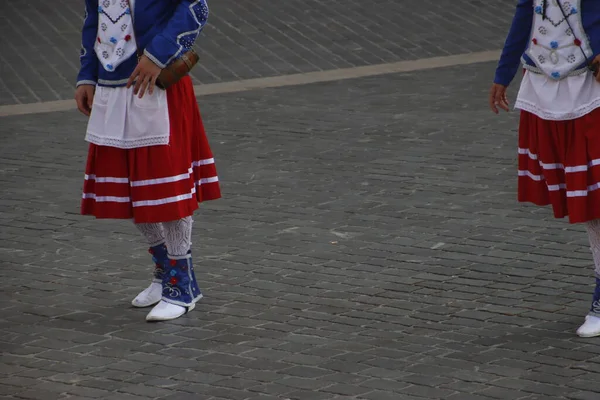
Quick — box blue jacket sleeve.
[494,0,533,87]
[586,1,600,58]
[144,0,209,68]
[76,0,99,87]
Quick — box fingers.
[489,87,499,114]
[497,98,510,112]
[127,66,140,89]
[133,71,145,95]
[137,75,151,98]
[76,93,91,116]
[148,75,157,96]
[86,88,94,113]
[128,58,160,97]
[494,87,510,112]
[134,72,150,97]
[75,96,85,115]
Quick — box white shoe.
[146,300,195,321]
[576,315,600,337]
[131,282,162,308]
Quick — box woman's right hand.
[592,54,600,83]
[75,84,96,116]
[489,83,510,114]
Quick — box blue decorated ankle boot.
[577,278,600,337]
[131,243,168,308]
[146,253,202,321]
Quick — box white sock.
[163,217,193,256]
[135,222,165,247]
[586,220,600,277]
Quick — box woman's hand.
[591,54,600,83]
[74,84,96,116]
[127,55,162,98]
[489,83,510,114]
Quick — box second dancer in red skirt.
[74,0,220,321]
[491,0,600,337]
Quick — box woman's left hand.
[127,55,162,98]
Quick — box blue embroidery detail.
[106,64,114,70]
[550,41,559,49]
[162,256,202,306]
[110,37,118,44]
[590,278,600,314]
[551,71,561,79]
[149,244,168,280]
[535,5,542,14]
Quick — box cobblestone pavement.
[0,0,515,105]
[4,1,600,400]
[2,59,600,399]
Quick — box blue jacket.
[77,0,208,87]
[494,0,600,86]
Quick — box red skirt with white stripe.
[81,76,221,223]
[518,108,600,224]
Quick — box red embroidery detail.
[532,38,538,45]
[148,248,154,254]
[574,39,582,46]
[170,277,178,285]
[170,260,177,266]
[125,35,131,42]
[97,37,101,44]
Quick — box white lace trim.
[85,132,169,149]
[515,97,600,121]
[515,69,600,121]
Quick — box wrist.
[76,80,97,88]
[143,49,166,69]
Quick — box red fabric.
[518,108,600,224]
[81,76,221,223]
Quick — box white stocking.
[163,217,193,257]
[135,222,165,247]
[586,220,600,278]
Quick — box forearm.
[494,0,533,86]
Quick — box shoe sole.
[577,330,600,338]
[146,303,196,322]
[131,299,161,308]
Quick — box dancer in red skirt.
[491,0,600,337]
[74,0,220,321]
